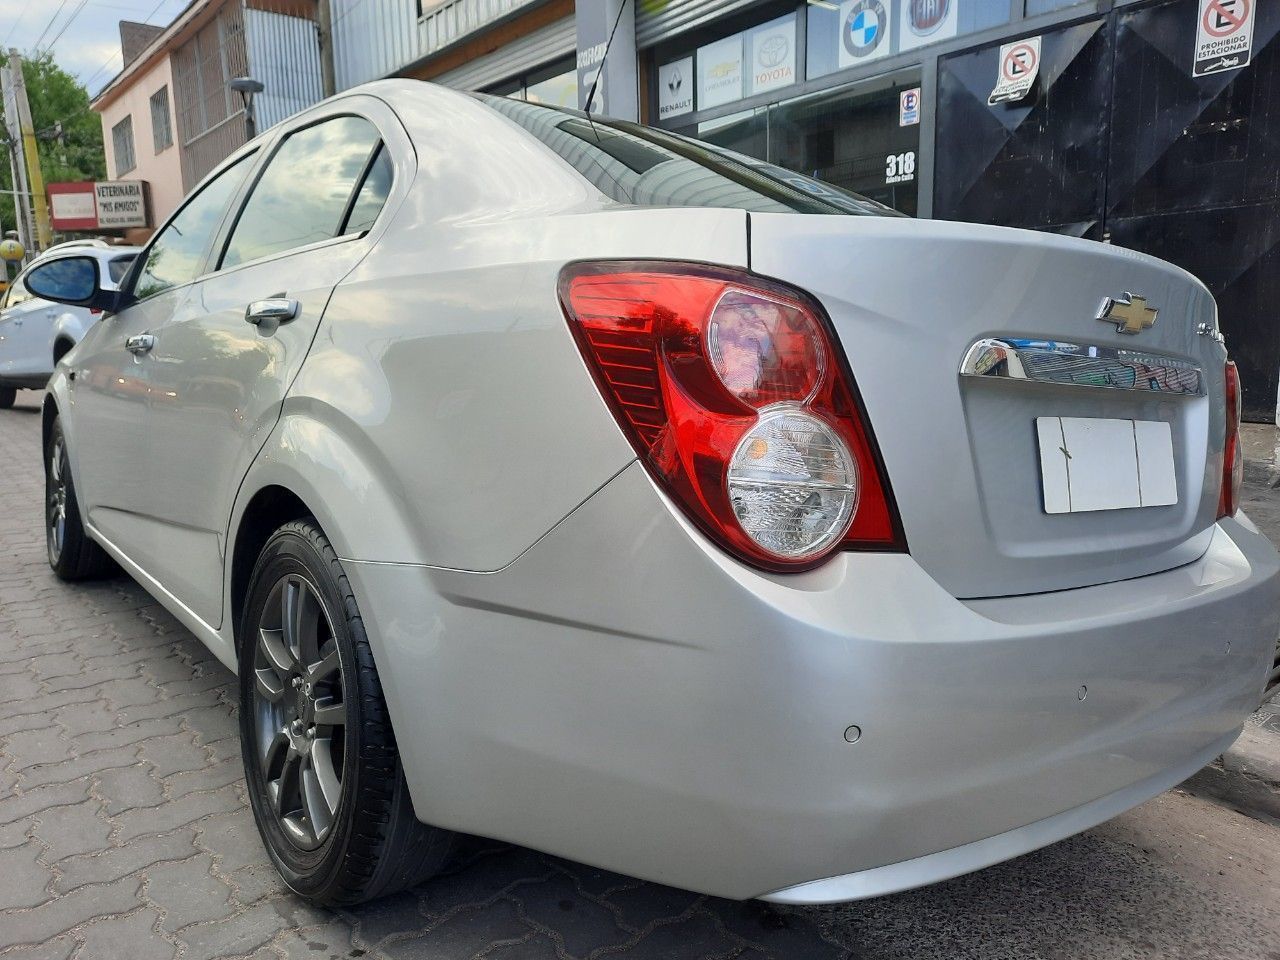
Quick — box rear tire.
[45,417,116,580]
[238,518,454,905]
[0,387,14,409]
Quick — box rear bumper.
[762,728,1235,903]
[344,463,1280,902]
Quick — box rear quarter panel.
[282,203,748,569]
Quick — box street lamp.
[230,77,265,139]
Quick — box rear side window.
[221,116,382,268]
[478,95,896,217]
[133,153,255,301]
[342,145,393,235]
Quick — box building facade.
[96,47,184,240]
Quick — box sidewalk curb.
[1182,710,1280,824]
[1224,711,1280,786]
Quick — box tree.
[0,52,105,243]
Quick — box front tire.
[0,387,15,409]
[239,519,454,905]
[45,417,116,580]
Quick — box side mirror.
[25,256,118,313]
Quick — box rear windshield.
[477,94,898,218]
[107,256,136,285]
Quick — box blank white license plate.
[1035,417,1177,514]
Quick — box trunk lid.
[750,213,1228,599]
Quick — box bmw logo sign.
[844,0,888,57]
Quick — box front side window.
[221,116,382,268]
[112,115,136,176]
[132,153,255,301]
[478,95,895,217]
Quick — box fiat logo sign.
[909,0,950,35]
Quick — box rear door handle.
[125,333,155,355]
[245,298,300,326]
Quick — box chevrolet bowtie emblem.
[1099,293,1158,335]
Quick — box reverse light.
[560,261,903,572]
[1218,359,1242,518]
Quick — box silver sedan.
[23,80,1280,906]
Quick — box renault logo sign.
[1099,293,1158,335]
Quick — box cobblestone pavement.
[1,389,1278,960]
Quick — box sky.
[0,0,190,96]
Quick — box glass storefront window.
[484,59,577,109]
[807,0,1011,79]
[692,108,769,157]
[525,69,578,108]
[672,72,922,217]
[769,75,922,215]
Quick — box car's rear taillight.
[560,261,904,572]
[1218,359,1243,518]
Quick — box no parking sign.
[988,36,1041,105]
[1193,0,1254,76]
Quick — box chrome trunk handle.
[959,338,1204,396]
[245,298,300,326]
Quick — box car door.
[0,274,53,381]
[142,99,406,626]
[67,152,259,567]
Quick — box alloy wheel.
[251,573,347,850]
[47,437,67,563]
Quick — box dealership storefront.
[624,0,1279,419]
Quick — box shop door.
[936,0,1280,418]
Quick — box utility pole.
[0,62,33,260]
[7,50,49,251]
[316,0,336,98]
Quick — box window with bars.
[112,115,136,176]
[151,86,173,153]
[171,2,250,188]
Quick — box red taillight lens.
[1218,359,1243,518]
[560,261,904,571]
